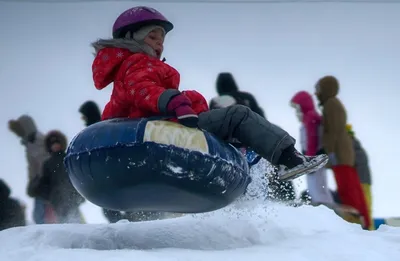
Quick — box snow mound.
[1,202,400,261]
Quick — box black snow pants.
[198,105,295,165]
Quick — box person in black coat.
[209,73,295,203]
[209,72,266,118]
[0,179,26,230]
[30,130,86,223]
[79,100,102,126]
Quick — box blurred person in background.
[79,100,102,127]
[8,115,57,224]
[209,72,295,203]
[29,130,86,223]
[290,91,334,206]
[345,124,374,230]
[0,179,26,230]
[209,72,265,117]
[314,76,371,230]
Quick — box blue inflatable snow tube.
[64,117,252,213]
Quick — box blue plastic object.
[64,118,252,213]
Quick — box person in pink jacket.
[290,91,334,205]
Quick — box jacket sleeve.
[124,54,180,114]
[182,90,209,114]
[26,135,49,181]
[27,153,39,181]
[304,114,319,156]
[322,100,340,154]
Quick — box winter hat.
[132,25,166,41]
[216,73,239,95]
[79,101,101,127]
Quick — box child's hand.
[175,105,198,128]
[167,94,198,128]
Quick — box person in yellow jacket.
[346,124,374,230]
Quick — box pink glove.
[167,94,198,128]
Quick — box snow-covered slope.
[1,202,399,261]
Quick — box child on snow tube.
[90,6,328,181]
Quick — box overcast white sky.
[1,1,399,224]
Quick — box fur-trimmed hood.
[91,38,155,57]
[91,24,163,57]
[79,100,101,126]
[291,91,317,114]
[45,130,68,153]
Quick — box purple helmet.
[112,6,173,39]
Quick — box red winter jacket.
[291,91,321,156]
[92,47,208,120]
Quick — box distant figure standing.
[209,73,295,202]
[79,101,102,126]
[346,124,374,230]
[314,76,371,230]
[0,179,26,230]
[290,91,334,205]
[209,72,265,118]
[29,130,86,223]
[8,115,57,224]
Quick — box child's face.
[144,28,165,59]
[51,142,62,153]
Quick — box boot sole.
[278,155,328,181]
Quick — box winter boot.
[276,145,328,181]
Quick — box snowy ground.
[1,161,399,260]
[1,202,399,261]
